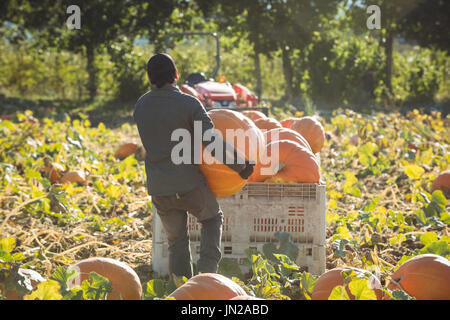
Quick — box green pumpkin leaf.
[328,285,350,300]
[80,272,113,300]
[24,280,63,300]
[419,240,450,257]
[0,237,16,253]
[143,279,166,300]
[403,164,424,180]
[348,278,377,300]
[420,232,438,246]
[218,257,244,280]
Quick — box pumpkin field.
[1,0,450,303]
[1,107,449,300]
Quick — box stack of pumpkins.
[113,109,325,199]
[199,109,324,198]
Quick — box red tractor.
[165,32,268,115]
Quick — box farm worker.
[133,53,254,278]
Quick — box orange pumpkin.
[311,267,383,300]
[431,171,450,198]
[168,273,248,300]
[241,110,267,122]
[1,268,45,300]
[114,143,139,160]
[280,118,297,129]
[59,170,87,185]
[199,109,265,198]
[290,117,325,154]
[253,117,283,132]
[386,254,450,300]
[69,257,142,300]
[249,140,320,184]
[264,127,312,152]
[40,161,66,183]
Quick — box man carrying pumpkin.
[133,53,254,278]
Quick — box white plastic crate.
[152,182,326,276]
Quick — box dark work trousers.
[152,180,223,278]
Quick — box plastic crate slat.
[153,182,326,276]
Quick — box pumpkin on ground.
[241,110,267,122]
[59,170,87,185]
[311,267,383,300]
[253,117,283,132]
[431,171,450,198]
[386,254,450,300]
[264,127,312,152]
[168,273,248,300]
[40,161,66,183]
[199,109,265,198]
[280,118,297,129]
[1,268,45,300]
[68,257,142,300]
[290,116,325,154]
[249,140,320,184]
[114,143,139,160]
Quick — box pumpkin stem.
[388,275,405,292]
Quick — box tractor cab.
[165,32,266,115]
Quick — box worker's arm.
[192,103,251,176]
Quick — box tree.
[198,0,340,102]
[349,1,425,95]
[4,0,186,100]
[196,0,276,100]
[399,0,450,53]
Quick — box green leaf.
[332,239,350,258]
[328,285,350,300]
[420,232,438,246]
[358,143,378,166]
[419,240,450,257]
[218,258,244,280]
[430,190,447,212]
[24,280,63,300]
[49,267,79,293]
[143,279,166,300]
[262,232,299,262]
[403,164,424,180]
[0,237,16,253]
[299,272,317,300]
[80,272,113,300]
[386,289,415,300]
[414,209,427,226]
[441,211,450,225]
[348,278,377,300]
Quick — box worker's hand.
[239,162,255,180]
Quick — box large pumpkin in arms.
[253,117,283,131]
[264,127,312,152]
[241,110,267,122]
[249,140,320,183]
[169,273,248,300]
[290,116,325,154]
[280,117,297,129]
[199,109,264,198]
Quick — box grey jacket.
[133,85,245,196]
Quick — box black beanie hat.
[147,53,177,88]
